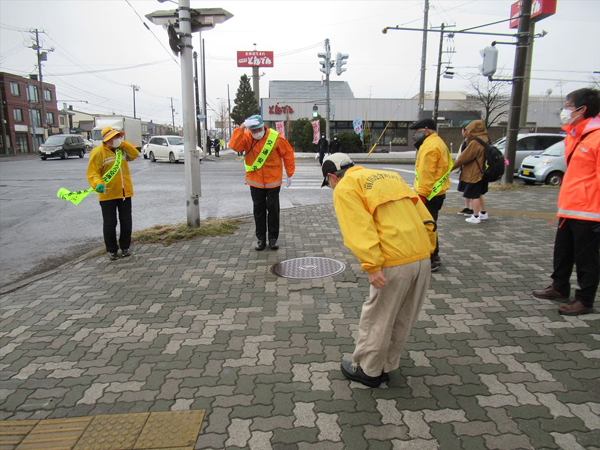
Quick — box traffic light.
[318,51,330,75]
[479,45,498,77]
[335,53,349,76]
[312,105,318,118]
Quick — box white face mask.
[251,129,265,140]
[559,106,583,126]
[111,137,122,148]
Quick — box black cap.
[409,118,437,130]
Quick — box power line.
[48,59,173,76]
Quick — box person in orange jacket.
[229,115,295,251]
[533,88,600,315]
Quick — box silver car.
[145,136,204,163]
[518,141,566,186]
[493,133,565,175]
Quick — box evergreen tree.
[231,75,260,125]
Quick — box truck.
[91,116,143,150]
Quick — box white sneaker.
[465,215,481,224]
[479,212,489,220]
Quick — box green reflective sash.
[244,129,278,172]
[415,147,453,201]
[57,148,123,205]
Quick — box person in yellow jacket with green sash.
[321,153,436,387]
[229,115,295,251]
[87,126,140,261]
[410,118,452,272]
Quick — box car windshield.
[541,142,564,157]
[167,137,184,145]
[44,136,67,145]
[91,130,102,140]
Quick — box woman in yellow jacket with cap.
[87,126,140,260]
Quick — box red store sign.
[237,51,274,68]
[269,105,294,115]
[509,0,557,29]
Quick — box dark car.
[38,134,86,160]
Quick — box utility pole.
[432,23,445,124]
[318,39,332,140]
[170,97,175,130]
[193,51,202,147]
[252,43,260,106]
[131,84,140,119]
[519,21,536,128]
[504,0,532,184]
[227,84,232,141]
[26,82,38,151]
[418,0,430,119]
[31,29,52,139]
[201,38,208,150]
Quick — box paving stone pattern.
[1,186,599,450]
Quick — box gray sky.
[1,0,599,127]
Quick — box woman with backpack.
[452,120,490,224]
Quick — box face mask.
[559,106,583,126]
[251,129,265,140]
[413,130,426,143]
[111,138,122,148]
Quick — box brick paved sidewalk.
[1,186,599,450]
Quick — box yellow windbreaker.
[333,166,437,273]
[86,141,139,201]
[414,132,451,198]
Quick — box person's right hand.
[95,183,105,193]
[368,270,386,289]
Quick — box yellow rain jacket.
[414,132,451,198]
[333,166,437,273]
[87,141,139,201]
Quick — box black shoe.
[340,360,381,388]
[255,240,266,251]
[381,372,390,383]
[108,252,119,261]
[431,261,440,272]
[121,249,132,258]
[268,239,279,250]
[432,255,441,264]
[458,208,474,216]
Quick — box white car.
[145,136,204,163]
[492,133,564,175]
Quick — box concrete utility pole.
[418,0,430,120]
[131,84,140,119]
[252,43,260,105]
[227,84,232,142]
[324,39,331,140]
[170,97,175,130]
[201,38,208,148]
[31,29,51,138]
[432,23,445,124]
[519,21,536,128]
[193,51,202,147]
[504,0,532,184]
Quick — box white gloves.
[244,117,260,128]
[286,177,292,188]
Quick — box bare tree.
[214,99,229,140]
[589,74,600,90]
[462,74,512,127]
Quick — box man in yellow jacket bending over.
[87,126,140,261]
[321,153,437,387]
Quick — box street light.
[146,3,232,227]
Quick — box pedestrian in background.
[456,123,474,216]
[207,137,213,156]
[533,88,600,316]
[317,134,329,165]
[213,137,221,157]
[452,120,490,224]
[87,126,140,261]
[409,118,451,272]
[229,115,295,251]
[329,135,341,154]
[321,153,436,388]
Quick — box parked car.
[38,134,86,160]
[141,142,150,159]
[493,133,565,174]
[518,140,566,186]
[83,139,93,150]
[145,136,204,163]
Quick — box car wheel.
[149,151,156,162]
[523,180,535,185]
[61,150,68,160]
[79,150,85,158]
[143,153,148,159]
[169,152,176,163]
[40,156,47,160]
[546,171,563,186]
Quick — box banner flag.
[275,121,285,139]
[311,120,320,144]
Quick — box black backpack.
[473,137,505,182]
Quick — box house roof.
[269,80,354,99]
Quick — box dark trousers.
[551,218,600,307]
[424,194,445,259]
[100,198,132,253]
[250,186,280,242]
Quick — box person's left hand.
[286,177,292,188]
[368,270,386,289]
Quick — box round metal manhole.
[271,257,346,279]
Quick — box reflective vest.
[415,147,453,200]
[244,129,278,172]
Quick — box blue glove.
[95,184,105,193]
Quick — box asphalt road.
[0,152,457,288]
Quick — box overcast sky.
[1,0,599,127]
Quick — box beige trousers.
[352,259,430,377]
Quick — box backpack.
[473,137,505,182]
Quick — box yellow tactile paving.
[134,411,205,449]
[1,411,205,450]
[15,417,93,450]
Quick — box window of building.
[59,116,65,126]
[44,89,52,101]
[46,112,54,125]
[27,85,39,102]
[31,109,42,126]
[15,133,29,153]
[13,108,23,122]
[10,82,20,96]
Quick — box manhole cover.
[271,257,346,279]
